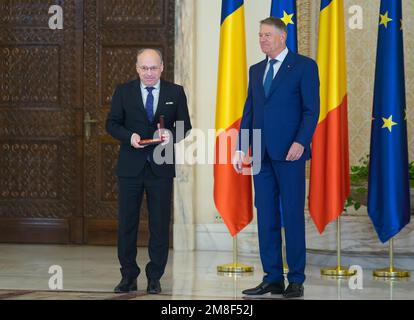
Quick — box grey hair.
[260,16,288,35]
[136,48,163,64]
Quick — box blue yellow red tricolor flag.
[309,0,350,233]
[214,0,253,236]
[368,0,410,243]
[270,0,297,52]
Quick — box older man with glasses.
[106,48,192,294]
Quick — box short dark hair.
[260,17,288,35]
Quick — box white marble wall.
[194,211,414,256]
[195,223,258,255]
[305,213,414,255]
[173,0,196,251]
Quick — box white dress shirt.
[131,80,161,145]
[140,80,161,114]
[263,47,289,84]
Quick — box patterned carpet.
[0,289,152,300]
[0,289,221,300]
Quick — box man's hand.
[286,142,304,161]
[161,130,170,145]
[232,151,245,174]
[131,133,145,149]
[158,123,170,146]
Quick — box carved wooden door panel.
[0,0,175,245]
[82,0,176,245]
[0,1,84,243]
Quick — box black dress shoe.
[114,277,137,293]
[283,283,304,298]
[147,279,161,294]
[242,281,285,295]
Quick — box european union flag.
[368,0,410,243]
[270,0,297,53]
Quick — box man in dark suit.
[106,48,191,294]
[234,17,320,298]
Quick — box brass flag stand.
[321,216,356,277]
[217,236,253,273]
[373,238,410,278]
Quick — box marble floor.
[0,244,413,300]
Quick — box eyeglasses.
[137,66,161,72]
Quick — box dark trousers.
[253,151,306,284]
[117,162,173,280]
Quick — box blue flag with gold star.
[270,0,297,52]
[368,0,410,243]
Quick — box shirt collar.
[267,47,289,64]
[140,80,161,91]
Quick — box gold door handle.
[84,112,98,141]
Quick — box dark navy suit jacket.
[240,51,320,160]
[106,79,192,178]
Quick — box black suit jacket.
[106,79,192,178]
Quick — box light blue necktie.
[145,87,155,122]
[263,59,277,97]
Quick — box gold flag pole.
[281,228,289,274]
[321,215,356,277]
[217,235,253,273]
[373,237,410,278]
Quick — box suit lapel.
[130,79,147,115]
[132,79,166,125]
[257,59,267,99]
[267,51,296,98]
[153,80,167,124]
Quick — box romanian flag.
[368,0,410,243]
[214,0,253,236]
[270,0,297,53]
[309,0,350,233]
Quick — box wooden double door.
[0,0,175,245]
